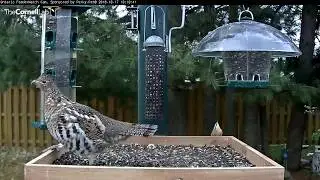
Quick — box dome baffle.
[192,20,302,88]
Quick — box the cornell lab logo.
[4,8,44,15]
[3,6,58,16]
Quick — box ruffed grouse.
[31,74,158,165]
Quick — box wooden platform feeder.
[25,136,284,180]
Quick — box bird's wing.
[58,103,106,139]
[59,102,133,144]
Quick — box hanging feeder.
[192,9,302,88]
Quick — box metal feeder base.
[32,121,47,130]
[227,81,269,88]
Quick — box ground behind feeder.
[53,144,255,167]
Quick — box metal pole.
[40,9,46,124]
[137,5,146,129]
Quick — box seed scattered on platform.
[52,144,255,167]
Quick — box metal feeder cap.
[144,35,165,47]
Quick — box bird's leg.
[41,143,64,153]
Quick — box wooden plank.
[237,96,244,140]
[98,100,105,115]
[266,101,271,143]
[25,136,284,180]
[283,104,289,143]
[286,103,292,127]
[196,86,204,135]
[278,106,285,144]
[13,87,20,146]
[29,136,281,165]
[29,88,37,148]
[21,87,29,148]
[229,137,282,167]
[25,165,284,180]
[90,98,98,110]
[26,149,57,165]
[36,89,45,148]
[220,95,226,135]
[3,92,6,146]
[315,113,320,130]
[45,132,53,147]
[0,92,2,145]
[271,101,278,144]
[116,99,124,122]
[215,93,220,124]
[5,88,13,146]
[124,99,133,123]
[187,90,195,135]
[234,93,239,139]
[307,113,314,144]
[107,97,115,118]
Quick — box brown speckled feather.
[32,74,158,157]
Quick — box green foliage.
[168,41,223,89]
[0,5,318,106]
[0,6,40,91]
[76,11,137,100]
[239,60,320,105]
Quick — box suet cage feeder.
[192,9,301,88]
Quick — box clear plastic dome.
[192,20,301,58]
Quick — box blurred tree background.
[0,5,319,172]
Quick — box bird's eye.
[41,80,47,83]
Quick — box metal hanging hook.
[167,5,186,53]
[143,5,166,46]
[150,5,156,30]
[238,6,254,21]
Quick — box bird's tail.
[125,123,158,136]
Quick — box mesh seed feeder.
[192,9,302,88]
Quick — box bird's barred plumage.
[31,74,158,159]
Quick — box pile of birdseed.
[53,144,255,167]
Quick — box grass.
[0,147,39,180]
[269,144,320,179]
[269,144,315,164]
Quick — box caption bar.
[0,0,137,5]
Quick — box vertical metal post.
[138,5,168,135]
[40,10,46,125]
[55,8,72,99]
[137,5,146,131]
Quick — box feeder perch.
[192,9,301,88]
[31,121,47,130]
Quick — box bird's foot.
[41,143,64,153]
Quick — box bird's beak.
[31,80,38,85]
